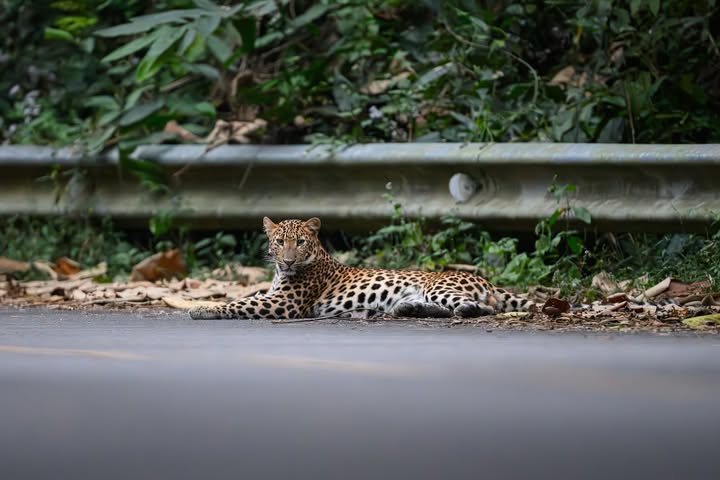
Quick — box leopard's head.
[263,217,322,275]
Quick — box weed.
[364,179,594,294]
[599,222,720,288]
[0,216,145,279]
[0,215,267,281]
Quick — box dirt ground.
[2,270,718,334]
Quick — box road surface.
[1,308,719,480]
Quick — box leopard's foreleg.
[189,295,302,320]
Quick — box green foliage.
[365,180,594,293]
[2,0,718,147]
[0,216,146,279]
[364,189,486,271]
[0,215,266,280]
[186,230,267,273]
[599,223,720,287]
[493,179,592,293]
[362,187,717,294]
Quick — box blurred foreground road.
[1,308,719,480]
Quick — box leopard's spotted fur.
[189,217,536,320]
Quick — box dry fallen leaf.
[542,297,571,317]
[70,262,108,280]
[591,271,622,295]
[644,276,672,299]
[548,66,575,86]
[0,257,30,274]
[204,118,268,151]
[164,120,203,142]
[209,265,269,284]
[33,261,58,280]
[130,249,186,283]
[359,71,411,95]
[53,257,81,277]
[162,296,223,310]
[446,264,478,273]
[665,279,712,299]
[224,281,272,300]
[182,288,219,300]
[165,118,268,151]
[606,292,628,303]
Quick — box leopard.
[189,217,537,320]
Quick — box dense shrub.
[1,0,718,149]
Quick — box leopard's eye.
[276,238,284,246]
[297,238,305,246]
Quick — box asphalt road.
[1,308,719,480]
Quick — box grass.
[2,213,718,298]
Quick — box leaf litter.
[1,260,718,333]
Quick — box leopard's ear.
[263,216,278,235]
[304,217,321,235]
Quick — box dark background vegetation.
[2,0,719,148]
[1,0,718,292]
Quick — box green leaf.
[416,63,453,88]
[95,20,164,37]
[237,17,256,52]
[125,86,153,110]
[289,3,329,30]
[146,25,187,60]
[44,27,74,42]
[118,132,177,151]
[98,110,121,127]
[86,126,116,154]
[84,95,119,111]
[166,97,216,117]
[206,34,232,62]
[223,17,255,66]
[682,314,720,329]
[135,55,162,82]
[101,31,159,63]
[255,31,283,49]
[177,28,197,55]
[119,98,165,126]
[55,15,98,33]
[547,208,563,228]
[79,37,95,53]
[573,207,592,224]
[246,0,279,17]
[95,10,202,37]
[193,101,216,117]
[648,0,660,16]
[184,32,206,62]
[128,9,206,26]
[182,62,220,79]
[567,235,583,255]
[194,15,221,38]
[194,0,245,17]
[193,0,222,12]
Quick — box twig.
[160,75,196,94]
[235,162,254,191]
[622,80,636,144]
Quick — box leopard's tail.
[491,288,540,313]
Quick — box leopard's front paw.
[189,306,219,320]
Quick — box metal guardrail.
[1,143,719,231]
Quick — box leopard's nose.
[284,259,295,267]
